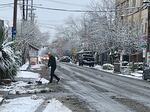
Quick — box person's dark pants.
[50,67,60,83]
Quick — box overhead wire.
[0,3,13,6]
[32,5,115,13]
[0,3,14,8]
[1,2,143,13]
[43,0,87,7]
[17,3,143,13]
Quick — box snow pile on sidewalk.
[0,71,49,95]
[94,65,114,73]
[20,63,29,71]
[31,64,45,70]
[0,80,51,95]
[0,97,44,112]
[17,71,49,84]
[20,63,45,71]
[94,65,143,80]
[43,98,72,112]
[0,97,72,112]
[0,96,4,104]
[17,71,40,79]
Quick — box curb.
[0,96,4,105]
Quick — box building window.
[132,0,136,7]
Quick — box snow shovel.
[35,66,48,85]
[36,77,42,85]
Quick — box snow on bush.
[102,63,114,70]
[0,40,19,80]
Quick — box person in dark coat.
[47,52,60,83]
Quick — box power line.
[0,3,13,8]
[38,24,56,29]
[33,6,115,13]
[0,6,13,9]
[26,5,143,13]
[38,22,57,26]
[0,3,13,6]
[43,0,87,7]
[16,3,144,13]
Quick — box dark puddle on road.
[75,75,109,93]
[111,96,150,112]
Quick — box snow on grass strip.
[43,98,72,112]
[17,71,40,79]
[0,97,44,112]
[0,97,4,104]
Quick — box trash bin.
[143,66,150,80]
[114,63,120,73]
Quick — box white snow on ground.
[37,78,49,84]
[0,97,72,112]
[0,97,3,103]
[94,65,143,80]
[20,62,29,70]
[0,63,72,112]
[118,71,143,80]
[0,71,49,94]
[0,81,34,92]
[117,74,142,80]
[43,98,72,112]
[20,62,44,71]
[131,72,143,77]
[17,71,40,78]
[31,64,45,70]
[0,97,44,112]
[94,65,114,73]
[17,71,49,84]
[0,80,50,95]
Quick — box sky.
[0,0,98,42]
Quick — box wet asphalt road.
[56,62,150,112]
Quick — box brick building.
[116,0,148,34]
[115,0,149,62]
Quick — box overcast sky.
[0,0,99,42]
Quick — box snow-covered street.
[0,62,150,112]
[1,0,150,111]
[56,62,150,112]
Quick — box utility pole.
[22,0,25,20]
[147,5,150,64]
[143,1,150,64]
[12,0,17,41]
[31,0,34,22]
[26,0,29,20]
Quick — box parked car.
[59,56,71,63]
[134,62,143,70]
[143,65,150,80]
[79,54,95,67]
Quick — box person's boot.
[57,78,60,83]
